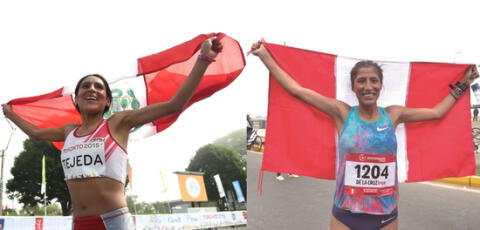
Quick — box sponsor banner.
[0,212,245,229]
[177,174,208,202]
[135,211,247,230]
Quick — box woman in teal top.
[251,40,478,230]
[335,106,398,215]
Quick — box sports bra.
[61,120,128,184]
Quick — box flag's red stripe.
[137,33,226,76]
[405,62,475,182]
[262,43,337,179]
[10,95,81,149]
[8,88,64,105]
[143,34,245,133]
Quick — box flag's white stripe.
[109,75,157,140]
[62,86,72,96]
[335,57,411,182]
[396,123,408,182]
[109,75,139,85]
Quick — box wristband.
[450,91,459,100]
[455,81,468,91]
[198,54,215,63]
[451,86,466,100]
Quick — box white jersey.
[61,120,128,183]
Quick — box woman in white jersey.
[2,37,221,230]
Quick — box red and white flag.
[261,42,475,184]
[7,33,245,149]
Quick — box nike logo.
[381,216,396,224]
[377,126,388,131]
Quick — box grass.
[477,165,480,175]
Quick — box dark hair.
[74,74,112,114]
[350,60,383,89]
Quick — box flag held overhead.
[7,33,245,149]
[261,42,475,185]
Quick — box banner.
[232,180,245,203]
[213,174,226,198]
[0,212,246,229]
[40,155,46,195]
[135,211,247,230]
[177,173,208,202]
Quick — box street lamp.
[0,120,15,215]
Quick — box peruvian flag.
[7,33,245,149]
[262,42,475,183]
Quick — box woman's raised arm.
[389,65,479,125]
[112,36,222,131]
[2,104,74,142]
[251,40,349,121]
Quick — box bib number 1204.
[354,165,389,179]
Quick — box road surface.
[247,151,480,230]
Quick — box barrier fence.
[0,211,247,230]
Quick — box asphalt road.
[247,151,480,230]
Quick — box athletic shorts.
[73,207,135,230]
[332,205,398,230]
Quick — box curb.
[434,176,480,188]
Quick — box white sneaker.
[276,175,285,181]
[288,174,300,178]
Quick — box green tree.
[126,195,138,214]
[17,203,62,216]
[213,129,246,156]
[135,202,155,214]
[151,201,169,214]
[127,195,170,214]
[6,138,72,215]
[186,144,246,208]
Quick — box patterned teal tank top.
[334,106,398,215]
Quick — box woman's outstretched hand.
[2,104,12,118]
[251,39,267,57]
[463,65,479,84]
[201,36,222,58]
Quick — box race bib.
[61,137,106,180]
[344,153,396,197]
